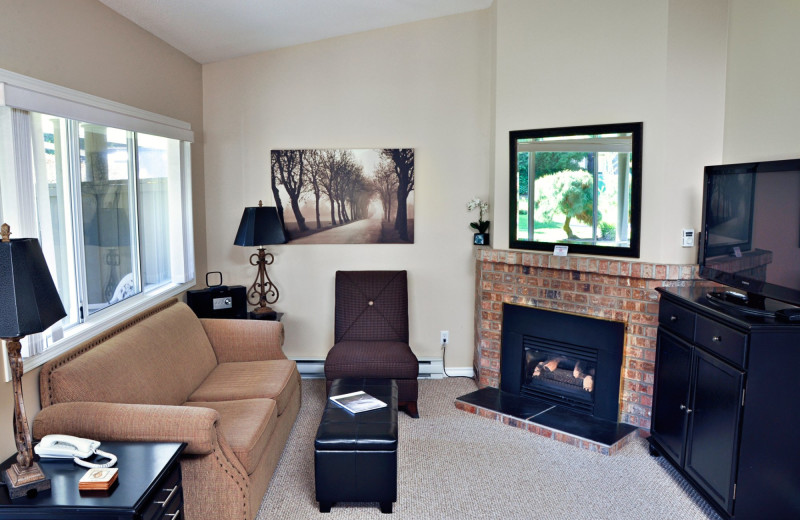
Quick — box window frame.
[508,122,643,258]
[0,68,196,377]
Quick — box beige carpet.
[257,378,722,519]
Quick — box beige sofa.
[32,298,301,520]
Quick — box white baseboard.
[439,366,475,378]
[290,357,473,380]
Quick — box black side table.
[0,441,185,519]
[248,311,283,321]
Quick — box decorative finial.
[1,223,10,242]
[258,200,263,207]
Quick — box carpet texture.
[257,378,722,519]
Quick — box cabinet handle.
[156,485,179,508]
[712,335,722,342]
[680,404,693,414]
[165,509,181,520]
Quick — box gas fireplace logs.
[531,357,595,392]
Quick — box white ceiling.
[97,0,493,64]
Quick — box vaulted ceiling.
[98,0,493,64]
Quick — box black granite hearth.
[456,387,638,451]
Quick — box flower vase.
[473,233,490,246]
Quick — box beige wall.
[202,11,493,366]
[0,0,204,457]
[492,0,729,264]
[723,0,800,162]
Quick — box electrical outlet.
[213,296,232,310]
[440,330,449,346]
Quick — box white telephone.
[34,435,117,469]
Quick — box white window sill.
[3,279,196,382]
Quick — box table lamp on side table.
[0,223,66,499]
[233,202,287,319]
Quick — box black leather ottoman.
[315,378,398,514]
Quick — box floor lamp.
[233,202,287,318]
[0,223,66,499]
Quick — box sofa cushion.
[186,360,298,414]
[324,341,419,379]
[185,399,277,475]
[47,302,218,406]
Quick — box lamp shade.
[0,237,67,338]
[234,205,287,247]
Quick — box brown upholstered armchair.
[324,270,419,417]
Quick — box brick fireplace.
[471,248,702,432]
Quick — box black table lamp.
[233,202,287,318]
[0,223,66,499]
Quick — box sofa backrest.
[40,299,219,408]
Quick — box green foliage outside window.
[534,170,597,239]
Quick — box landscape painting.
[270,148,414,244]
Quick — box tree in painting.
[271,150,308,232]
[381,148,414,242]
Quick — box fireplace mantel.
[473,247,705,429]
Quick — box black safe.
[186,285,247,319]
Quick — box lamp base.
[3,461,50,499]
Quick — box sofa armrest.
[200,318,286,363]
[32,402,220,455]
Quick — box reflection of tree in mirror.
[533,152,591,179]
[534,170,596,239]
[270,149,414,244]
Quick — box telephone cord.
[74,449,117,469]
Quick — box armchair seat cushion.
[324,341,419,380]
[185,398,277,474]
[187,360,299,414]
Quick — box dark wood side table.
[248,311,283,321]
[0,441,185,520]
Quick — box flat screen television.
[699,158,800,317]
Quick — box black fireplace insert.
[500,303,625,422]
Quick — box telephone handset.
[34,435,117,469]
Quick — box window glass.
[79,123,138,313]
[137,133,176,291]
[16,112,191,345]
[31,113,79,326]
[510,123,642,257]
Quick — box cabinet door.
[651,329,693,465]
[685,349,744,515]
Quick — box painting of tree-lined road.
[270,148,414,244]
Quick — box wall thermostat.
[682,229,695,247]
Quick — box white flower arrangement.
[467,197,490,233]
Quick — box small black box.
[186,285,247,319]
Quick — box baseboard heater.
[292,357,445,379]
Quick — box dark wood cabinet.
[684,346,743,513]
[651,330,693,464]
[651,286,800,519]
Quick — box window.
[509,123,642,257]
[0,69,195,369]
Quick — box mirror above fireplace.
[509,122,643,258]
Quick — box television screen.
[699,159,800,313]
